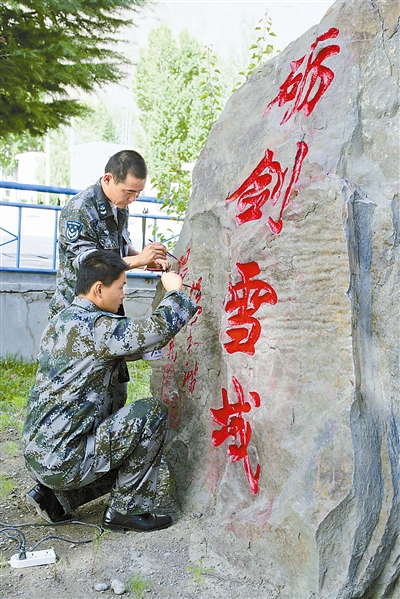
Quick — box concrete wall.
[0,271,158,361]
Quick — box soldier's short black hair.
[76,250,128,295]
[104,150,147,183]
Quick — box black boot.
[102,507,172,532]
[26,484,74,523]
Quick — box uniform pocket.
[98,226,119,251]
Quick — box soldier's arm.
[93,290,198,359]
[59,204,106,270]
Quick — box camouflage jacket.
[49,180,131,317]
[23,292,197,484]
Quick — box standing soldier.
[23,251,197,532]
[49,149,168,317]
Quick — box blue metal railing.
[0,181,182,277]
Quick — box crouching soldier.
[22,250,197,532]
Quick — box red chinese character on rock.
[226,142,308,235]
[186,277,203,356]
[263,28,340,124]
[223,262,277,356]
[167,337,178,363]
[177,248,191,280]
[211,376,261,494]
[182,360,199,394]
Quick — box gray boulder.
[151,1,399,597]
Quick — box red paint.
[167,338,177,362]
[161,363,182,428]
[181,276,203,394]
[263,28,340,124]
[160,249,203,422]
[226,142,308,235]
[268,141,308,234]
[226,149,287,225]
[255,497,274,525]
[182,360,199,394]
[177,248,191,280]
[223,262,277,355]
[210,376,261,494]
[186,277,203,356]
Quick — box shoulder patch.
[65,220,83,243]
[98,202,109,218]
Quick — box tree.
[133,17,279,218]
[45,100,122,196]
[134,25,204,217]
[199,45,223,145]
[0,131,44,177]
[0,0,147,139]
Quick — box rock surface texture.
[151,1,399,597]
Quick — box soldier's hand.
[161,272,183,292]
[139,242,169,270]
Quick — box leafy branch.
[232,12,279,93]
[199,44,222,141]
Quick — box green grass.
[188,558,213,587]
[126,361,152,403]
[0,356,37,432]
[0,473,15,498]
[126,573,151,598]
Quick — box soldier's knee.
[133,397,168,430]
[151,398,169,430]
[153,398,168,419]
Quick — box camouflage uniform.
[49,179,131,318]
[23,292,197,515]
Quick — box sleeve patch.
[66,220,83,242]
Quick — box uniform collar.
[72,296,125,318]
[94,179,114,220]
[95,178,129,220]
[72,296,102,312]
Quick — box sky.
[103,0,336,107]
[146,1,336,58]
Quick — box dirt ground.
[0,429,279,599]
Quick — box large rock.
[151,1,399,597]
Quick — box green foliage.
[0,131,44,177]
[233,12,279,92]
[0,357,37,432]
[47,127,70,200]
[126,573,151,598]
[126,361,152,403]
[134,25,204,217]
[188,558,213,588]
[74,101,119,146]
[0,0,148,139]
[0,474,15,499]
[199,45,223,142]
[149,223,181,253]
[46,100,121,197]
[0,99,123,194]
[133,15,278,218]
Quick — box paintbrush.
[148,239,179,262]
[147,239,199,293]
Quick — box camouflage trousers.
[31,398,168,516]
